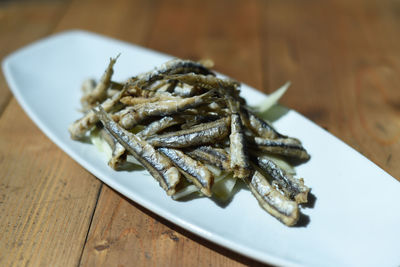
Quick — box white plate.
[3,30,400,267]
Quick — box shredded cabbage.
[172,185,199,200]
[252,81,290,113]
[126,155,143,167]
[90,129,113,159]
[212,173,237,202]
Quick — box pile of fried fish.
[69,57,311,226]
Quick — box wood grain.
[80,186,266,267]
[52,0,157,45]
[260,0,400,180]
[0,99,101,266]
[146,0,263,90]
[0,2,103,266]
[0,0,68,115]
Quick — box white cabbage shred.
[253,81,290,113]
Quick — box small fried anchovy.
[252,137,310,161]
[80,79,97,99]
[146,117,230,148]
[149,80,172,92]
[180,114,221,130]
[245,170,300,226]
[81,55,119,111]
[93,106,180,196]
[159,147,214,197]
[256,155,310,203]
[125,79,170,95]
[136,59,215,89]
[230,113,251,178]
[184,146,231,171]
[126,87,175,100]
[165,73,240,98]
[69,87,126,140]
[120,94,180,106]
[115,89,216,129]
[227,98,251,179]
[106,81,125,99]
[137,116,183,138]
[241,109,286,139]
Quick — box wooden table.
[1,0,399,266]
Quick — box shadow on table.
[114,189,273,267]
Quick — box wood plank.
[76,0,268,266]
[52,0,158,46]
[337,0,400,179]
[80,186,267,267]
[0,0,68,115]
[0,99,102,266]
[260,0,400,180]
[0,1,105,266]
[146,0,263,90]
[0,0,163,265]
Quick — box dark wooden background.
[1,0,399,266]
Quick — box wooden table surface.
[1,0,400,266]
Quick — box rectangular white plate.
[3,30,400,267]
